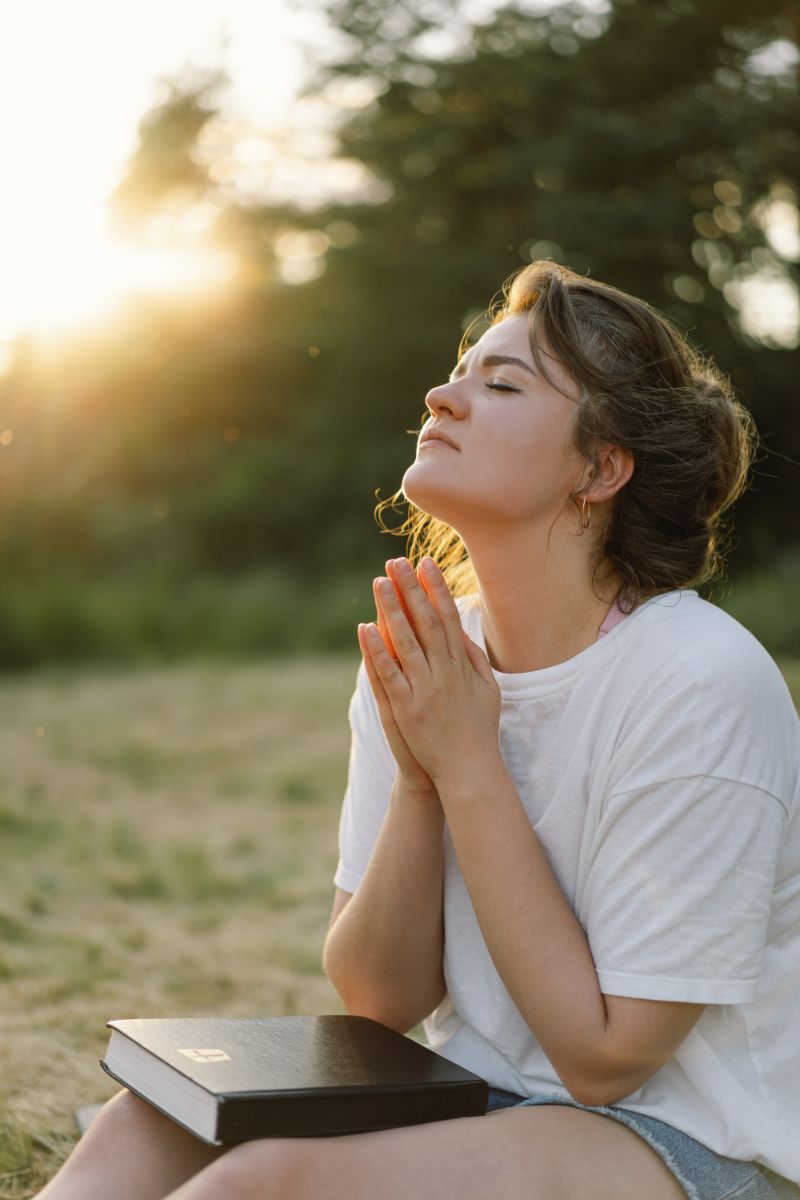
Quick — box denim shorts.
[486,1088,800,1200]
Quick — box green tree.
[292,0,799,559]
[0,0,798,666]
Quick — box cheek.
[488,420,571,486]
[401,418,580,522]
[478,423,584,517]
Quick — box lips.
[419,428,459,450]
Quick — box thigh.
[37,1090,231,1200]
[206,1103,688,1200]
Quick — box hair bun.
[499,261,759,602]
[690,372,757,522]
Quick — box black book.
[100,1015,489,1145]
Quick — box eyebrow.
[449,354,536,381]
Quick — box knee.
[207,1138,312,1200]
[86,1089,151,1136]
[89,1088,222,1161]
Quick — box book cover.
[100,1014,489,1144]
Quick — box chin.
[401,463,469,528]
[403,465,536,533]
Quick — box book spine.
[217,1081,489,1143]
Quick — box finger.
[386,559,448,662]
[373,580,398,660]
[357,623,395,719]
[462,630,497,685]
[373,577,428,676]
[359,621,410,697]
[416,557,468,660]
[385,559,416,628]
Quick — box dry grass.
[1,654,798,1198]
[0,655,359,1197]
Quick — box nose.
[424,378,468,421]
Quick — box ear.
[582,441,634,504]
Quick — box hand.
[372,558,415,664]
[359,556,502,795]
[357,561,439,798]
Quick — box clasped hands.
[357,556,502,798]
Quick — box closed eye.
[487,383,520,392]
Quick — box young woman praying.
[35,262,800,1200]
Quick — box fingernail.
[379,578,393,595]
[395,558,412,575]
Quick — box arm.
[323,778,446,1034]
[440,760,705,1106]
[364,561,705,1104]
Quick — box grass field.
[2,653,799,1198]
[0,654,360,1197]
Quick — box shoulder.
[348,654,379,726]
[627,591,792,706]
[608,591,799,806]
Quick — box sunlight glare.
[0,222,239,342]
[725,271,800,349]
[0,0,312,343]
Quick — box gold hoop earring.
[580,496,591,529]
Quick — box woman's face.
[402,313,587,534]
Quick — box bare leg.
[34,1089,229,1200]
[158,1105,688,1200]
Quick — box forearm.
[323,782,446,1033]
[439,760,609,1102]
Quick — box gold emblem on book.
[177,1048,231,1062]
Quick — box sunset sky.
[0,0,796,352]
[0,0,518,348]
[0,0,342,344]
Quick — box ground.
[1,654,797,1198]
[0,654,361,1197]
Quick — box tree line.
[0,0,797,665]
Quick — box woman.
[36,261,800,1199]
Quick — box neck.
[462,525,620,674]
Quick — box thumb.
[462,630,496,684]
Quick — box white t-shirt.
[334,589,800,1182]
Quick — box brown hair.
[375,260,758,610]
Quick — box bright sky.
[0,1,796,350]
[0,0,517,346]
[0,0,338,343]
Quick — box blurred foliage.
[108,68,228,236]
[0,0,798,667]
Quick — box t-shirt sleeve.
[333,658,397,894]
[583,774,786,1004]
